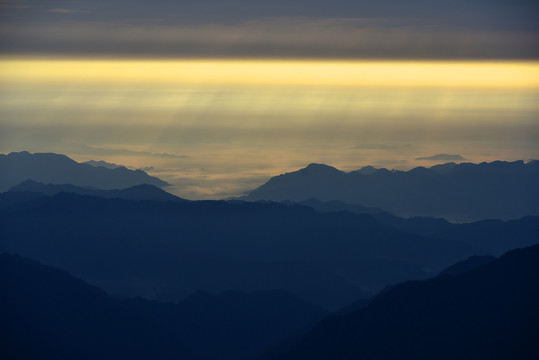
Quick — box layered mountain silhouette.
[127,290,327,360]
[0,254,327,360]
[2,150,538,358]
[0,151,168,192]
[297,199,539,255]
[0,253,196,360]
[437,255,496,276]
[294,198,385,215]
[0,192,490,309]
[267,244,539,360]
[332,254,497,317]
[7,180,184,202]
[245,161,539,221]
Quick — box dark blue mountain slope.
[0,151,168,192]
[0,253,196,360]
[298,198,539,255]
[0,193,478,309]
[246,161,539,221]
[8,179,184,202]
[0,254,328,360]
[268,245,539,360]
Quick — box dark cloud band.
[1,18,538,59]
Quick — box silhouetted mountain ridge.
[438,255,496,276]
[1,253,327,360]
[8,180,184,202]
[0,253,196,360]
[127,289,328,360]
[373,213,539,255]
[0,151,168,192]
[296,199,539,255]
[268,244,539,359]
[352,165,380,175]
[246,160,539,221]
[0,192,483,309]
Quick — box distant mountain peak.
[356,166,379,175]
[7,151,75,163]
[246,159,539,221]
[8,150,30,156]
[273,244,539,359]
[10,179,42,188]
[305,163,339,170]
[408,166,431,174]
[0,151,169,192]
[7,179,184,202]
[429,162,458,174]
[301,163,341,175]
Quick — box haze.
[1,0,538,199]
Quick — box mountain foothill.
[1,151,538,359]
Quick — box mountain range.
[0,253,327,360]
[0,151,168,192]
[245,161,539,221]
[0,253,196,360]
[7,180,184,203]
[2,190,538,309]
[2,151,538,358]
[4,151,538,223]
[126,290,327,360]
[0,191,480,309]
[3,245,538,360]
[296,198,539,255]
[265,244,539,359]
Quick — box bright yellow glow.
[2,59,539,88]
[1,58,538,199]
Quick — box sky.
[1,0,538,199]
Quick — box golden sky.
[3,59,539,87]
[1,59,538,198]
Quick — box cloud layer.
[416,154,466,161]
[2,0,537,59]
[2,17,538,59]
